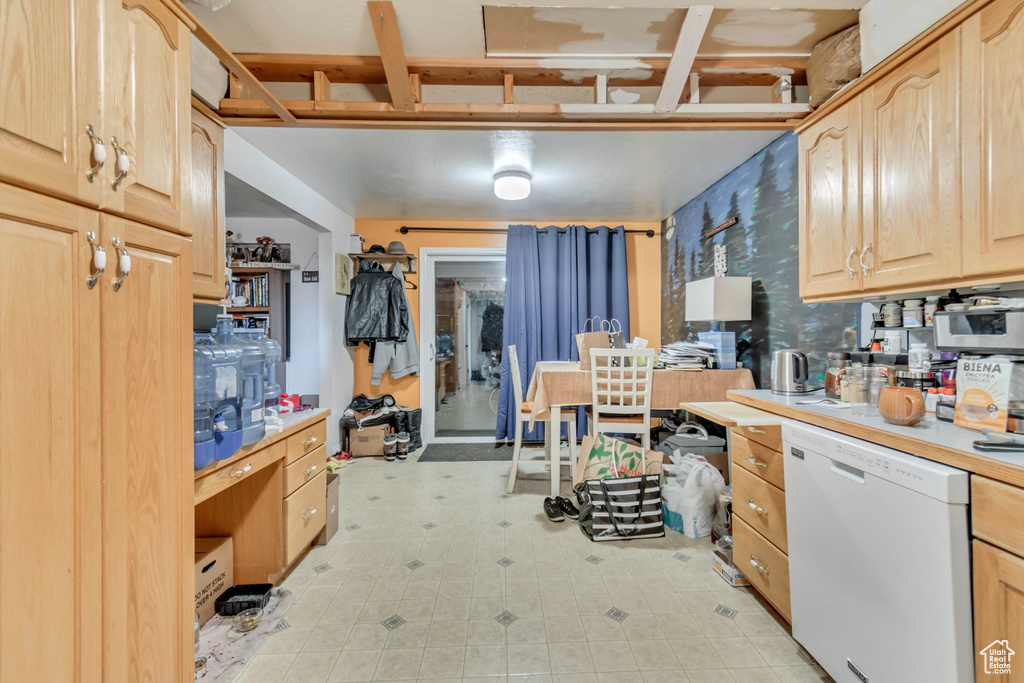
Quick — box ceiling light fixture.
[494,171,531,201]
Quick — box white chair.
[586,348,657,450]
[506,345,577,495]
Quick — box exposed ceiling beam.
[236,54,807,88]
[367,1,416,112]
[656,5,714,113]
[218,117,797,132]
[188,16,298,124]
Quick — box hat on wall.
[366,244,386,254]
[387,241,408,255]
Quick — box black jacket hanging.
[345,262,409,345]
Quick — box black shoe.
[556,496,579,520]
[543,497,565,523]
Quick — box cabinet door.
[106,0,191,234]
[799,98,863,299]
[962,0,1024,278]
[973,539,1024,680]
[99,215,191,683]
[861,34,960,291]
[0,183,102,683]
[0,0,102,206]
[191,108,226,300]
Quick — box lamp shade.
[494,171,531,200]
[685,276,752,322]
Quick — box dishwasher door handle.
[830,459,866,484]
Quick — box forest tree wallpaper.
[661,132,859,388]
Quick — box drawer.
[732,466,788,553]
[287,418,326,465]
[973,476,1024,557]
[732,424,783,452]
[734,517,791,622]
[285,444,327,496]
[284,470,326,563]
[194,440,285,505]
[731,434,785,490]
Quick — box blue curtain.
[496,224,631,440]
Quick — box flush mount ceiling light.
[494,171,531,201]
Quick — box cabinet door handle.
[85,125,106,182]
[746,455,768,469]
[846,245,856,278]
[111,237,131,292]
[110,137,129,191]
[303,464,317,476]
[303,506,318,520]
[860,243,871,276]
[303,436,318,447]
[749,555,770,575]
[87,231,106,289]
[748,499,769,516]
[747,427,767,435]
[230,463,252,477]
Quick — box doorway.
[419,248,506,444]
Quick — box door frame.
[419,247,507,445]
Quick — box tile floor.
[235,450,833,683]
[436,382,500,436]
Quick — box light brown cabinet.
[190,108,226,300]
[973,540,1024,681]
[961,0,1024,279]
[860,35,961,290]
[0,0,191,234]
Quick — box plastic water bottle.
[196,332,243,461]
[258,336,282,410]
[215,316,266,446]
[193,345,217,471]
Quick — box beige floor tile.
[747,637,808,667]
[733,612,783,638]
[669,638,727,670]
[509,642,553,675]
[469,596,506,620]
[542,594,581,617]
[770,665,831,682]
[681,669,734,683]
[432,596,472,621]
[260,625,315,654]
[709,637,768,668]
[580,615,625,641]
[463,644,508,677]
[629,639,680,670]
[282,651,339,683]
[621,614,665,640]
[236,653,296,683]
[374,647,423,680]
[552,674,598,683]
[692,612,744,639]
[318,600,364,626]
[729,667,782,682]
[678,591,720,613]
[354,600,399,624]
[548,641,596,674]
[301,624,351,653]
[589,640,638,672]
[467,619,506,645]
[507,617,547,643]
[286,601,331,627]
[508,577,542,596]
[426,619,469,647]
[544,616,587,643]
[418,645,466,678]
[397,598,435,621]
[640,671,690,683]
[507,594,545,618]
[386,620,430,648]
[327,649,381,682]
[343,623,390,650]
[571,576,608,595]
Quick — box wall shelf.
[350,252,417,274]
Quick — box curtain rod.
[399,225,656,238]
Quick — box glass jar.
[825,352,851,398]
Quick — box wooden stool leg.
[507,415,523,494]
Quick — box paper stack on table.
[659,341,715,369]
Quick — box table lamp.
[685,276,752,369]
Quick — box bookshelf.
[228,267,289,389]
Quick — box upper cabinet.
[0,0,191,235]
[961,0,1024,279]
[799,98,862,299]
[799,0,1024,301]
[191,107,226,300]
[860,35,961,290]
[0,0,103,206]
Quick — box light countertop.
[723,390,1024,488]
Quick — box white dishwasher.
[782,422,973,683]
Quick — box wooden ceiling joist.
[235,54,807,89]
[656,5,714,112]
[367,1,417,111]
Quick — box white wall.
[224,130,355,453]
[226,216,321,396]
[860,0,968,71]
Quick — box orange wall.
[352,219,662,407]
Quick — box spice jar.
[825,352,851,398]
[903,299,924,327]
[882,302,903,328]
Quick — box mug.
[878,386,926,426]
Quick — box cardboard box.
[712,547,750,587]
[318,472,341,545]
[195,537,233,625]
[703,451,731,485]
[350,423,390,456]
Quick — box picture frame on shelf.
[336,254,352,295]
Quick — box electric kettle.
[771,349,809,395]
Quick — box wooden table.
[194,409,329,584]
[524,363,756,496]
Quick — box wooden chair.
[586,348,657,450]
[506,344,577,495]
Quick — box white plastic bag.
[662,459,725,539]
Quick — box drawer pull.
[302,506,317,520]
[303,464,318,476]
[749,555,770,575]
[748,499,769,516]
[303,436,318,447]
[746,456,768,469]
[230,463,252,477]
[747,427,768,435]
